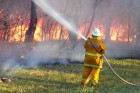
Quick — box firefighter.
[81,28,106,87]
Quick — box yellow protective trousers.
[81,66,101,85]
[81,52,103,85]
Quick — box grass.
[0,59,140,93]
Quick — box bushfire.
[8,18,135,42]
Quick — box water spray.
[33,0,87,41]
[33,0,139,87]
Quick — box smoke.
[0,59,21,77]
[0,44,24,76]
[0,41,85,75]
[26,41,85,67]
[0,0,140,77]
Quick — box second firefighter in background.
[81,28,106,86]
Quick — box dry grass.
[0,59,139,93]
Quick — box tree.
[25,1,37,43]
[105,15,112,42]
[104,0,112,42]
[85,0,104,38]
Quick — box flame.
[78,22,135,42]
[45,26,69,40]
[34,18,42,41]
[78,23,105,40]
[110,24,132,41]
[9,25,27,42]
[9,19,43,42]
[78,24,87,40]
[8,18,136,43]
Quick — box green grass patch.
[0,59,140,93]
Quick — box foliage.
[0,59,139,93]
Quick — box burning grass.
[0,59,139,93]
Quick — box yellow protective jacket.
[84,37,106,68]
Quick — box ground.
[0,59,140,93]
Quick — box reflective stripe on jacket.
[84,63,102,69]
[86,52,101,57]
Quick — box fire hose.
[102,54,140,87]
[83,41,140,87]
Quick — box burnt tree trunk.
[85,0,103,38]
[25,1,37,43]
[3,21,9,41]
[69,32,78,48]
[105,16,111,43]
[136,23,140,46]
